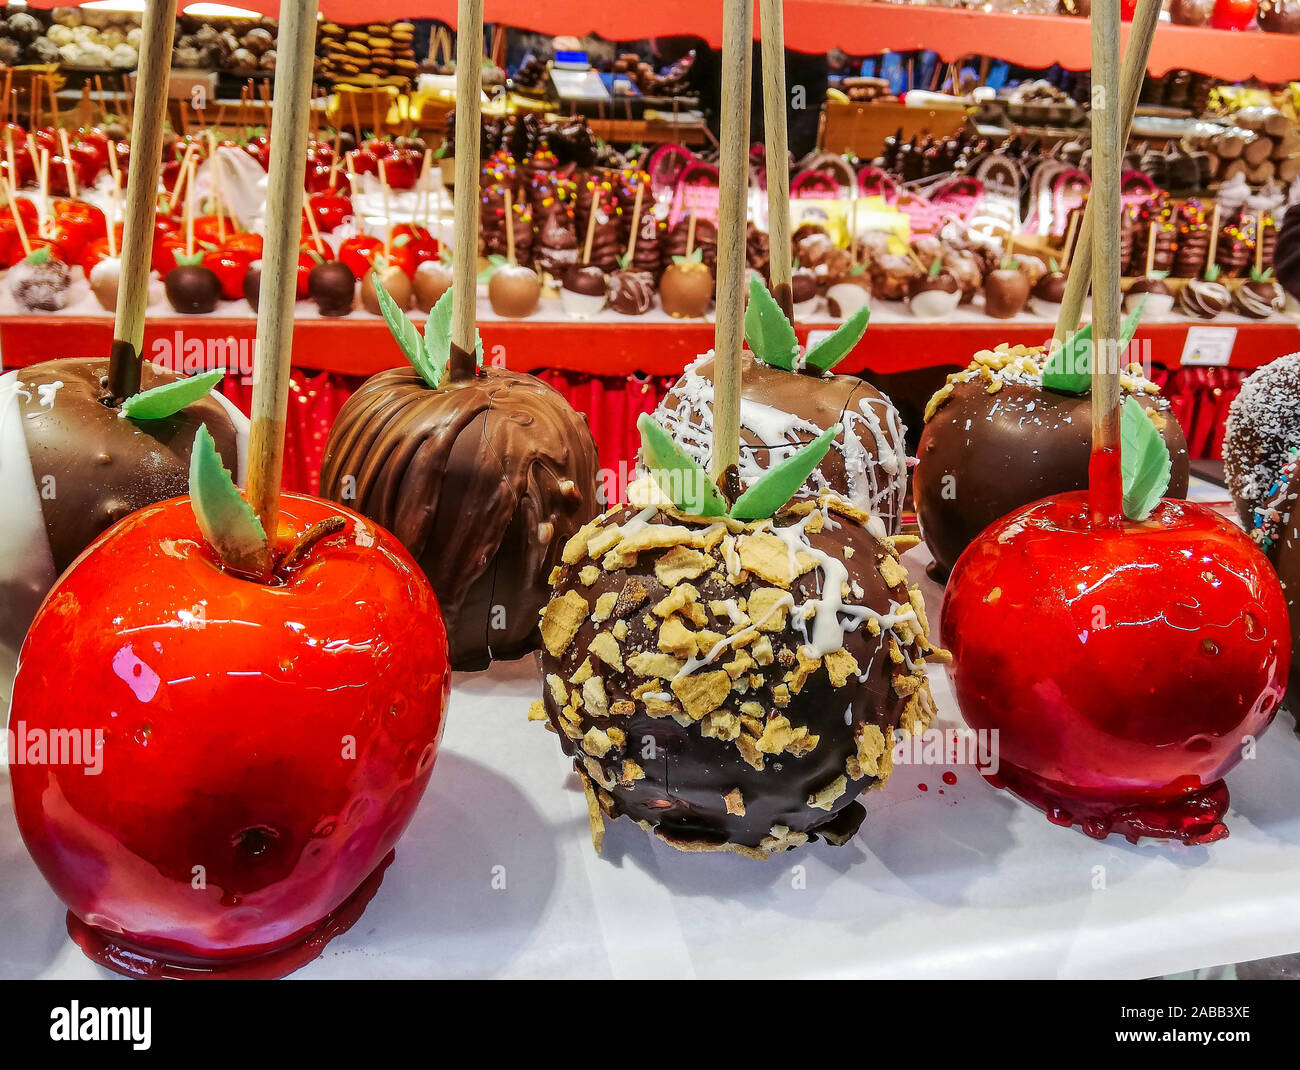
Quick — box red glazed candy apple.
[1212,0,1259,27]
[942,483,1289,844]
[8,476,449,977]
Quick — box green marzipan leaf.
[729,424,840,521]
[1119,297,1144,352]
[1043,322,1092,394]
[189,424,270,577]
[743,274,798,371]
[372,269,438,388]
[804,304,870,373]
[637,413,727,517]
[1120,396,1172,522]
[422,286,454,387]
[121,368,224,422]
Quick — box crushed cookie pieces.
[655,545,713,586]
[588,631,625,673]
[671,670,731,720]
[723,788,746,816]
[541,590,589,657]
[527,699,547,722]
[808,775,847,810]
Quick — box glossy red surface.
[8,494,449,975]
[942,491,1289,844]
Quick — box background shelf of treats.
[0,0,1298,486]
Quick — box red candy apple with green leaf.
[8,424,449,977]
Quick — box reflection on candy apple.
[8,493,449,978]
[942,491,1289,844]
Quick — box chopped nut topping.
[540,590,589,657]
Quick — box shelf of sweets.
[2,293,1295,379]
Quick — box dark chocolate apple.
[1234,276,1284,319]
[534,495,942,856]
[1224,353,1300,527]
[1170,0,1214,23]
[1259,0,1300,30]
[321,299,600,670]
[308,260,355,316]
[660,259,713,318]
[914,343,1191,579]
[488,262,541,318]
[1030,269,1067,318]
[1177,277,1231,319]
[164,259,221,315]
[982,266,1030,319]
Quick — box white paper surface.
[5,516,1300,981]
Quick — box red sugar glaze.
[9,494,449,977]
[942,491,1289,845]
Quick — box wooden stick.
[711,0,752,488]
[378,157,392,255]
[581,188,598,264]
[1089,0,1122,465]
[1053,0,1161,347]
[451,0,484,362]
[107,1,178,400]
[245,0,319,537]
[303,200,324,254]
[48,77,59,131]
[1256,210,1265,276]
[184,157,195,257]
[626,179,644,264]
[57,128,76,199]
[760,0,792,319]
[505,186,516,265]
[1206,202,1221,271]
[5,180,29,255]
[686,209,697,258]
[1145,221,1156,277]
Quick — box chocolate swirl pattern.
[320,367,600,670]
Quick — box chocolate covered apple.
[943,401,1288,844]
[908,259,960,321]
[982,260,1030,318]
[534,419,944,856]
[561,263,606,319]
[308,259,355,316]
[1224,353,1300,527]
[10,247,72,311]
[165,253,221,314]
[361,258,412,315]
[651,278,908,530]
[609,267,654,315]
[413,258,453,312]
[1177,266,1231,319]
[320,281,600,670]
[8,434,448,975]
[1233,267,1284,319]
[660,247,713,319]
[1124,273,1174,318]
[914,334,1190,579]
[826,266,872,319]
[0,362,247,708]
[487,258,541,318]
[1029,262,1067,319]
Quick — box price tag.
[1180,326,1237,367]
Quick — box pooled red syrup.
[68,852,395,980]
[941,489,1289,846]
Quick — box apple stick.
[581,189,598,264]
[419,148,433,228]
[1256,210,1265,277]
[303,201,324,254]
[626,179,644,264]
[245,0,319,536]
[328,128,342,191]
[1053,0,1161,346]
[169,141,198,216]
[1145,222,1156,277]
[1206,202,1221,271]
[37,148,49,234]
[759,0,793,318]
[505,186,517,266]
[711,0,753,489]
[686,209,697,258]
[4,180,30,256]
[48,76,59,131]
[1089,0,1122,481]
[450,0,484,369]
[378,157,392,255]
[184,157,195,258]
[57,128,77,199]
